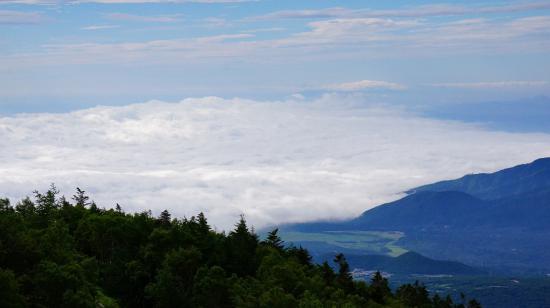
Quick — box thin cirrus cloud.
[74,0,253,3]
[249,2,550,21]
[430,81,549,89]
[0,0,252,4]
[3,14,550,70]
[105,13,183,23]
[0,10,45,24]
[81,24,120,30]
[0,0,54,4]
[321,80,407,91]
[2,96,550,230]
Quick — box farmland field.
[279,230,408,257]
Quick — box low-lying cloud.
[2,96,550,230]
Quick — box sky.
[1,0,550,229]
[1,0,550,111]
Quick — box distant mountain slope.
[287,186,550,233]
[350,188,550,231]
[282,158,550,272]
[411,157,550,200]
[339,251,484,275]
[350,191,486,231]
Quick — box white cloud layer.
[2,96,550,230]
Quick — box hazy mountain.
[411,157,550,200]
[283,158,550,272]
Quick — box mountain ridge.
[281,158,550,272]
[411,157,550,200]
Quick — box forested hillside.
[0,185,480,308]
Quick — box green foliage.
[396,281,431,308]
[0,186,481,307]
[145,247,202,307]
[266,228,285,251]
[0,268,26,307]
[369,271,392,304]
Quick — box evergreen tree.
[197,212,210,234]
[369,271,391,304]
[396,281,430,308]
[320,261,335,286]
[0,186,481,308]
[334,253,354,292]
[265,228,285,251]
[227,215,258,276]
[158,209,171,226]
[72,187,90,208]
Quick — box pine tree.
[320,261,335,285]
[334,253,353,292]
[266,228,284,251]
[159,209,171,226]
[370,271,391,304]
[72,187,90,207]
[227,215,258,276]
[197,212,210,234]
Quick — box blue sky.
[1,0,550,113]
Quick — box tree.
[89,201,100,214]
[396,281,430,308]
[34,183,60,219]
[468,299,482,308]
[0,187,480,308]
[369,271,391,304]
[15,197,36,218]
[227,215,258,276]
[319,261,335,286]
[197,212,210,234]
[72,187,90,208]
[146,247,202,307]
[0,269,26,308]
[259,287,297,308]
[0,198,11,212]
[158,210,171,226]
[288,245,312,266]
[192,266,231,308]
[30,260,98,308]
[334,253,353,292]
[265,228,284,251]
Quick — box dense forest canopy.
[0,185,481,308]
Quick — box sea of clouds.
[2,95,550,230]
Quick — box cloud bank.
[2,96,550,230]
